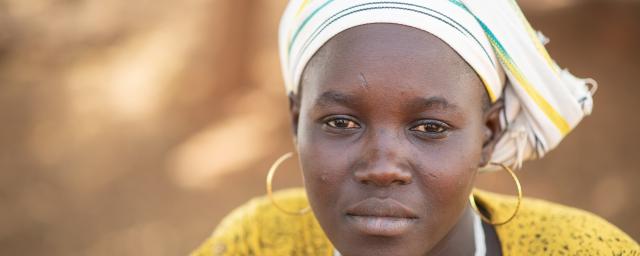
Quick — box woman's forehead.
[300,23,484,107]
[326,24,461,59]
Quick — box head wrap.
[279,0,596,170]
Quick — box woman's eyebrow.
[314,90,357,108]
[409,96,461,112]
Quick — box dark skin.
[289,24,504,256]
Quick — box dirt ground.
[0,0,638,255]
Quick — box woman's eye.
[326,118,360,129]
[411,121,449,134]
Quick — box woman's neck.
[427,206,501,256]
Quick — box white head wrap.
[279,0,596,170]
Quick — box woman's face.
[292,24,501,256]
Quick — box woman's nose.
[354,164,413,186]
[354,128,413,186]
[353,141,413,186]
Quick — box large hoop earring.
[469,163,522,226]
[266,152,311,215]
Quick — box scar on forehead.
[358,72,369,89]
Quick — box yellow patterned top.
[191,188,639,256]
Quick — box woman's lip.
[344,198,419,236]
[345,198,419,218]
[346,215,417,236]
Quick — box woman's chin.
[333,239,427,256]
[332,221,434,256]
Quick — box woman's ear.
[288,92,301,144]
[480,99,505,167]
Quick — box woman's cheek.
[298,125,350,200]
[414,133,480,205]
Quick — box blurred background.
[0,0,638,255]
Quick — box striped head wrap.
[279,0,596,170]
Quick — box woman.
[192,0,639,255]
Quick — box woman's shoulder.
[475,190,639,255]
[190,188,333,256]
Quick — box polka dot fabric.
[474,190,639,256]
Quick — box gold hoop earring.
[266,152,311,215]
[469,163,522,226]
